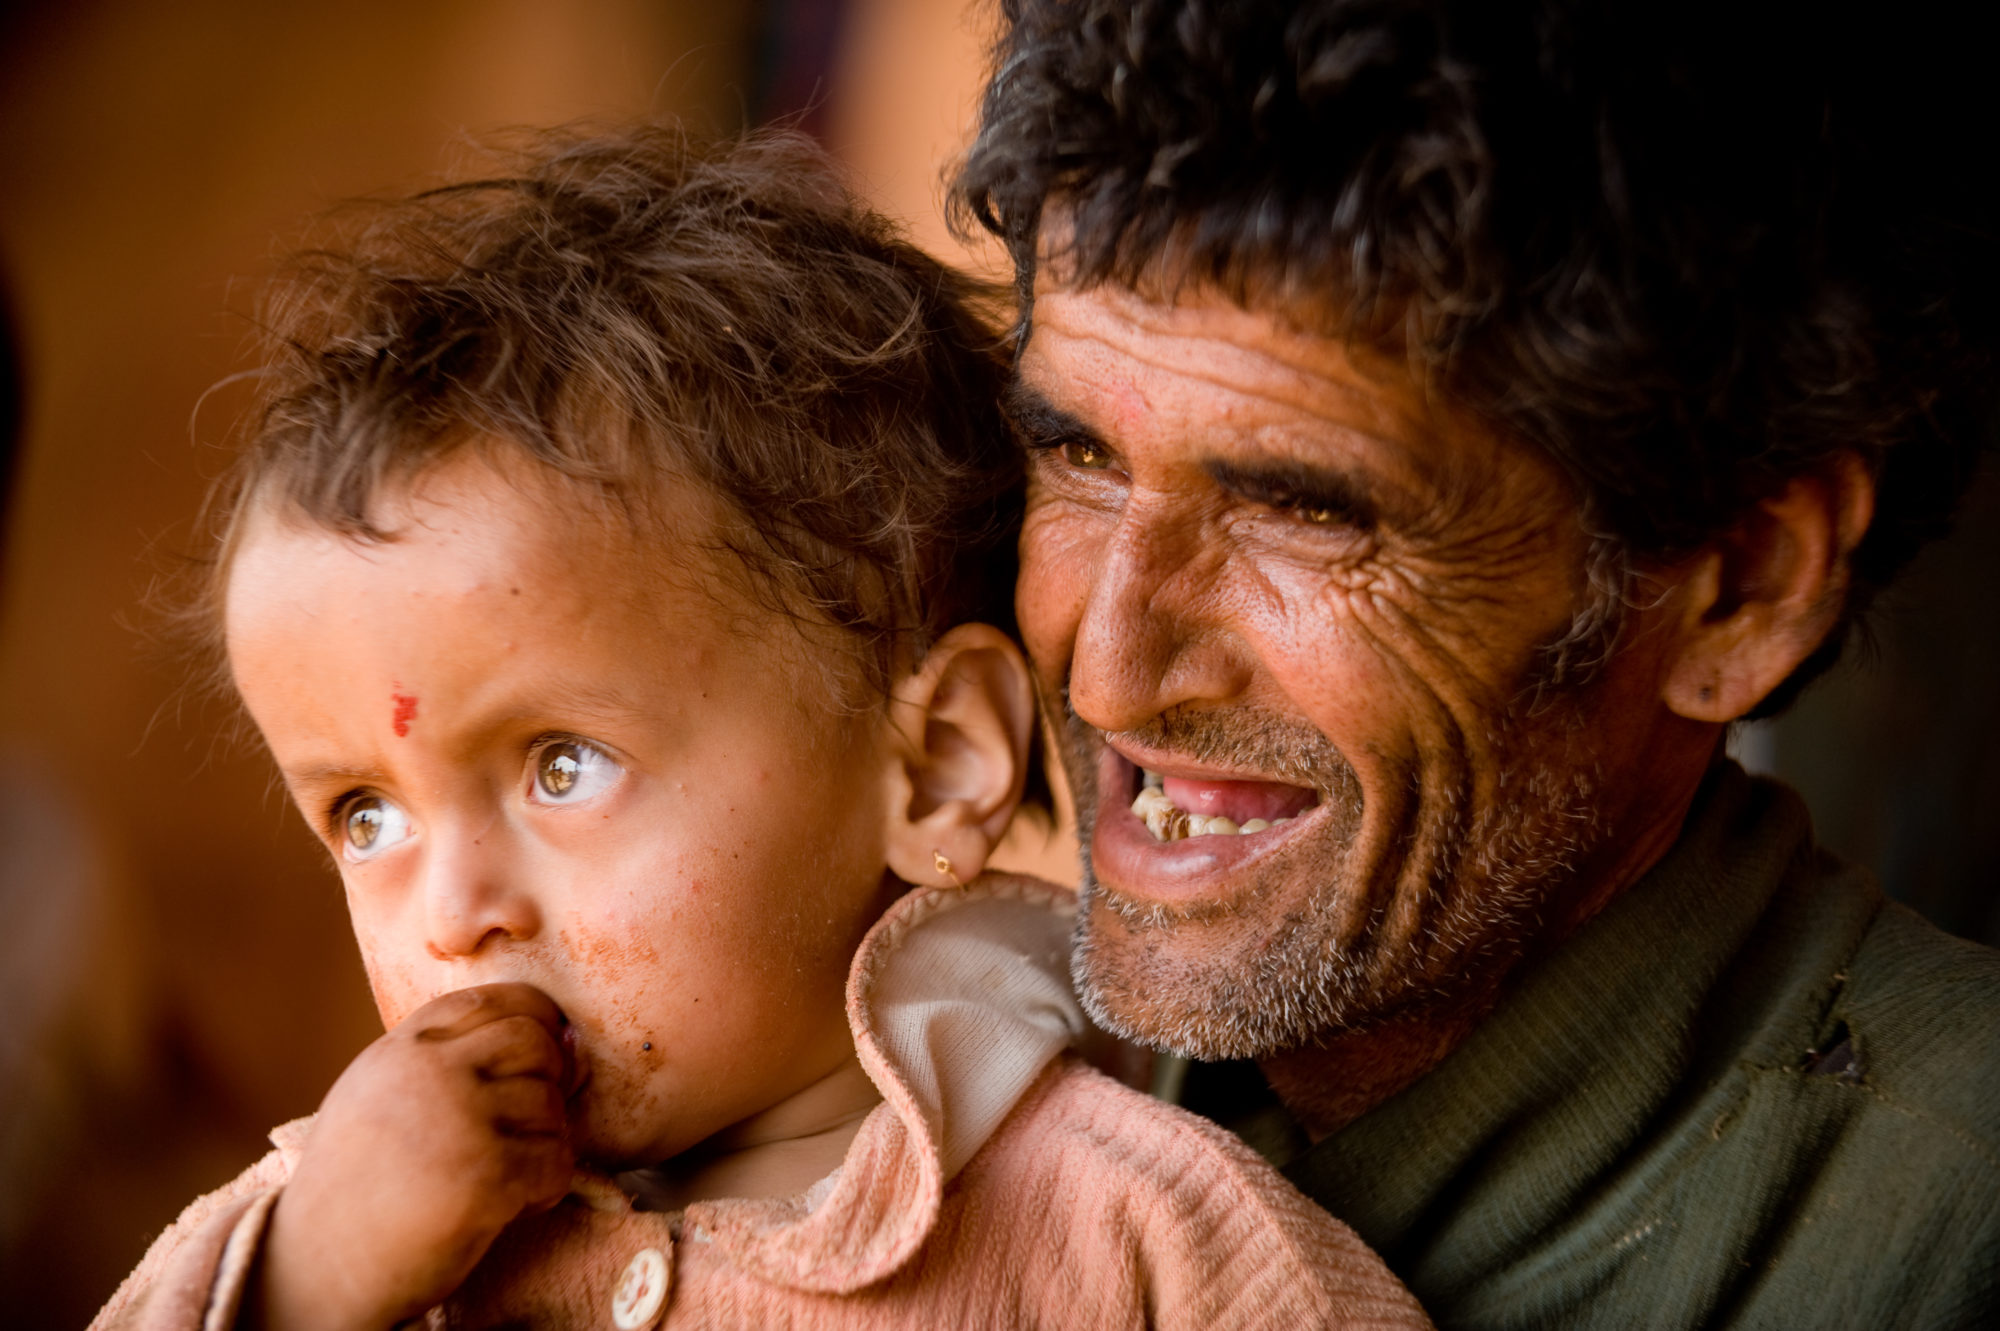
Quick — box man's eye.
[1264,491,1368,530]
[1061,440,1115,471]
[341,795,412,862]
[531,740,622,806]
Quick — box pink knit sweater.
[92,877,1430,1329]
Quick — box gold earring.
[932,850,965,890]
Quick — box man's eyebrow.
[1203,457,1380,531]
[1003,378,1104,450]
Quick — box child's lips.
[560,1020,589,1101]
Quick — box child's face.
[225,450,906,1168]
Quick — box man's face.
[1015,281,1640,1059]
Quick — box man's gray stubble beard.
[1062,696,1605,1062]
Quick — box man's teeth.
[1130,775,1291,842]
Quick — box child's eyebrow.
[535,684,652,728]
[1003,379,1105,452]
[281,760,388,797]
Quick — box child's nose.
[421,831,542,959]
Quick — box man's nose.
[421,827,542,960]
[1068,504,1252,732]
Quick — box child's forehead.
[231,443,867,698]
[232,451,661,614]
[334,444,738,577]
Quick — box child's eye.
[339,795,412,862]
[530,740,622,806]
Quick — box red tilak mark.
[391,693,419,737]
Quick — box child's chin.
[573,1140,647,1175]
[569,1108,669,1173]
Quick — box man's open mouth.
[1127,766,1320,842]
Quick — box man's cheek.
[1297,568,1522,734]
[1016,505,1098,682]
[1259,583,1416,740]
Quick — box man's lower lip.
[1090,748,1314,904]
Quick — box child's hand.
[251,983,576,1331]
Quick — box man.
[954,1,1999,1326]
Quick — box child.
[92,126,1429,1331]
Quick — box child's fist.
[251,983,577,1331]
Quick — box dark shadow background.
[0,2,1989,1324]
[1740,453,2000,946]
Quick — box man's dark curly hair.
[953,0,1998,713]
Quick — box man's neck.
[1259,998,1495,1140]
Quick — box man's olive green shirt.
[1193,763,2000,1329]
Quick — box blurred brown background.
[0,2,1991,1325]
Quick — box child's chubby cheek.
[569,1047,675,1162]
[357,949,436,1033]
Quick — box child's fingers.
[453,1013,570,1085]
[500,1133,578,1210]
[483,1074,569,1139]
[406,982,566,1044]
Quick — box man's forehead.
[1018,280,1524,501]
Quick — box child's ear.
[1659,451,1875,722]
[880,624,1037,890]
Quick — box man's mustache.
[1062,691,1362,803]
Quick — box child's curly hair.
[218,123,1024,703]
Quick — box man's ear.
[881,624,1037,890]
[1661,452,1875,722]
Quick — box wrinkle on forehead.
[1031,278,1441,454]
[1026,283,1586,574]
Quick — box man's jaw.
[1054,701,1412,1059]
[1052,678,1620,1064]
